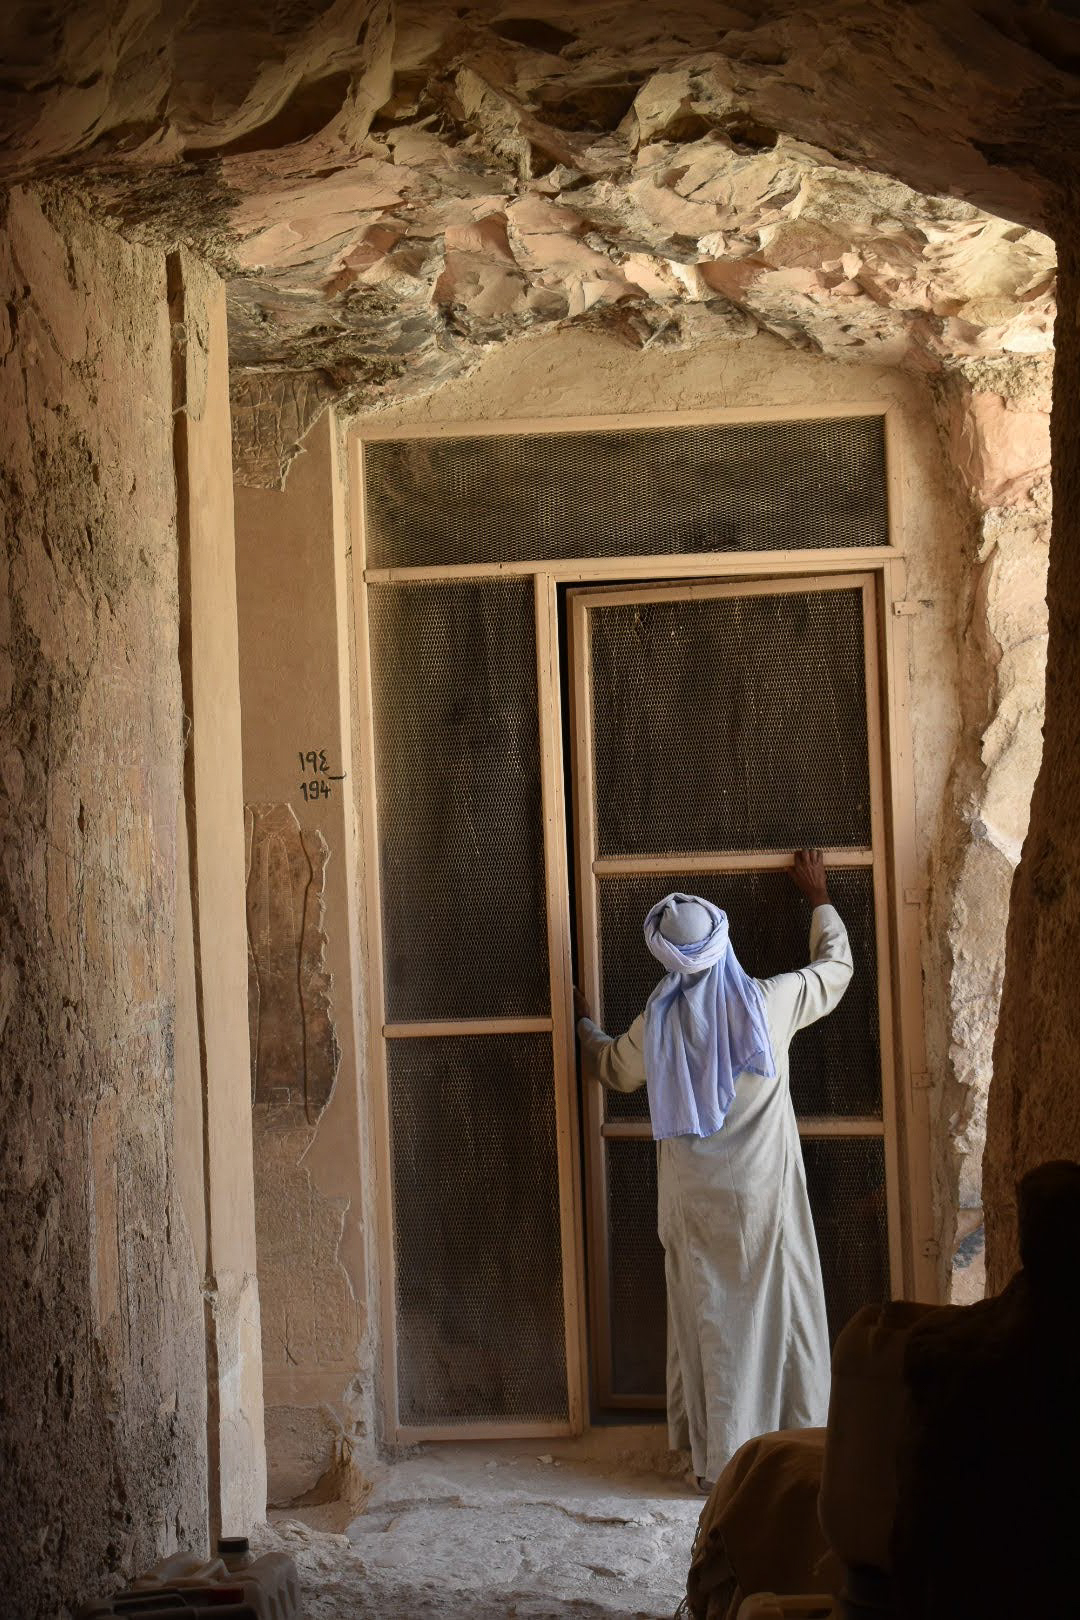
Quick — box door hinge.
[921,1238,941,1261]
[911,1070,931,1091]
[903,886,928,906]
[892,600,922,617]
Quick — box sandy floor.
[257,1432,704,1618]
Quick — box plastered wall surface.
[235,413,369,1508]
[0,188,208,1615]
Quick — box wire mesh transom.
[364,415,889,568]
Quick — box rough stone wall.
[927,361,1051,1301]
[0,188,207,1614]
[985,228,1080,1291]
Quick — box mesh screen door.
[363,576,580,1440]
[570,574,901,1409]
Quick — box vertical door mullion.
[535,572,587,1434]
[568,591,619,1409]
[862,577,905,1294]
[881,555,936,1298]
[351,439,402,1441]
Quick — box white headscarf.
[642,893,776,1140]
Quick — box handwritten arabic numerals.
[298,749,330,774]
[299,779,332,802]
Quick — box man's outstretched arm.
[762,848,854,1042]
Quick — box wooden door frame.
[349,403,934,1444]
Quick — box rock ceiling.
[2,2,1075,451]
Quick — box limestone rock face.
[0,2,1070,476]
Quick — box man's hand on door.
[573,986,591,1023]
[790,848,830,908]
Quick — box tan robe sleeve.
[577,1012,647,1094]
[758,902,854,1049]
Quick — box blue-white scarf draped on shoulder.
[642,893,776,1141]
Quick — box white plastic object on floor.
[76,1547,301,1619]
[736,1596,836,1620]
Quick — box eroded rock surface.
[0,4,1070,483]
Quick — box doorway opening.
[354,408,921,1445]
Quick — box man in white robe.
[575,850,853,1489]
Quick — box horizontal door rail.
[364,550,898,584]
[395,1419,575,1444]
[593,848,874,876]
[568,571,876,612]
[600,1116,886,1140]
[383,1017,554,1038]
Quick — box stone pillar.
[170,249,267,1536]
[985,216,1080,1290]
[234,412,370,1507]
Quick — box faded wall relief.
[245,803,340,1120]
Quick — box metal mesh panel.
[389,1033,568,1425]
[601,1133,890,1403]
[590,587,871,856]
[598,868,881,1120]
[803,1136,891,1338]
[364,417,888,568]
[606,1138,667,1399]
[368,579,549,1021]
